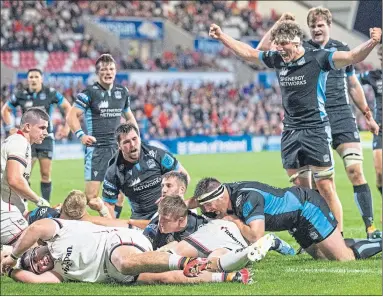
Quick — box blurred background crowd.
[0,0,378,141]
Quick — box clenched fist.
[370,27,382,44]
[209,23,223,40]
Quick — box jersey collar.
[17,130,25,138]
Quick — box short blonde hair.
[307,7,332,26]
[61,190,87,220]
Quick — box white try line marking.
[284,268,382,274]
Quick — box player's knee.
[341,148,363,168]
[288,168,310,185]
[312,166,334,181]
[345,165,365,185]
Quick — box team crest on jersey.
[279,68,288,76]
[98,100,109,109]
[114,91,122,99]
[39,93,47,100]
[101,92,105,98]
[25,101,33,108]
[148,150,157,159]
[146,159,156,169]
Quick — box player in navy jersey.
[192,177,382,261]
[358,46,383,205]
[102,123,190,220]
[67,54,138,218]
[1,69,72,202]
[303,7,380,239]
[208,20,382,235]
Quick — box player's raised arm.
[209,24,263,66]
[332,27,382,69]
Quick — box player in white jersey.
[1,108,51,245]
[1,218,253,284]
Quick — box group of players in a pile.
[1,7,382,285]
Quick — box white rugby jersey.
[1,131,32,213]
[46,219,126,283]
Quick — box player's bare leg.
[312,166,343,232]
[136,269,252,284]
[308,229,382,261]
[336,142,379,237]
[39,157,52,202]
[110,245,209,276]
[287,166,312,188]
[85,181,111,218]
[373,149,382,195]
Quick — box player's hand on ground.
[279,12,295,22]
[366,117,380,135]
[81,134,97,146]
[369,27,382,44]
[209,24,223,39]
[1,255,17,276]
[36,197,50,207]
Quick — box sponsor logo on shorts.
[133,177,161,192]
[309,231,319,240]
[93,171,98,177]
[354,131,360,139]
[323,154,330,162]
[17,218,26,225]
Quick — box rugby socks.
[114,205,123,218]
[378,186,382,195]
[168,254,189,270]
[353,184,374,229]
[41,182,52,202]
[349,239,382,259]
[218,247,249,272]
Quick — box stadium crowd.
[0,76,376,142]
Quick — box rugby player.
[192,177,382,261]
[303,7,381,239]
[358,46,382,201]
[0,219,251,284]
[1,69,72,202]
[209,21,382,235]
[102,123,190,220]
[66,54,138,218]
[1,108,50,246]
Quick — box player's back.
[1,132,32,212]
[74,83,130,147]
[47,219,126,283]
[226,182,306,231]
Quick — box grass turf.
[1,150,382,295]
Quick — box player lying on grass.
[144,195,294,272]
[0,218,252,284]
[188,178,382,261]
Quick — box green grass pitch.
[1,150,382,295]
